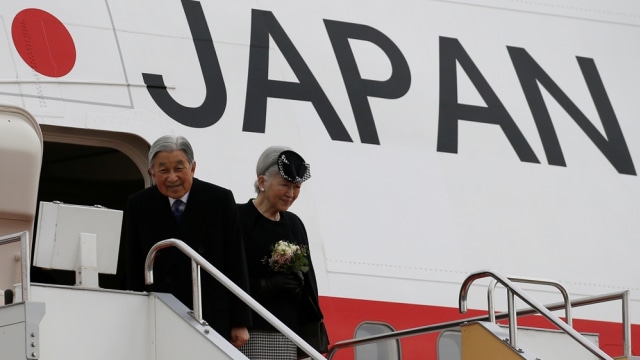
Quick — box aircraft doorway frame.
[41,124,150,189]
[32,125,149,288]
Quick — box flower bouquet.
[264,240,309,274]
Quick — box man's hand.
[230,327,249,347]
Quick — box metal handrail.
[144,238,326,360]
[487,276,572,347]
[20,231,30,302]
[552,290,631,358]
[460,270,613,360]
[327,288,631,359]
[0,231,31,302]
[488,277,572,325]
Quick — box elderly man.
[122,135,251,347]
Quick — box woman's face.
[262,172,302,212]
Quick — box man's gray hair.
[254,145,291,193]
[149,135,195,168]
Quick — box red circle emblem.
[12,8,76,77]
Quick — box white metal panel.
[0,320,27,359]
[32,285,151,360]
[33,202,123,275]
[153,293,247,360]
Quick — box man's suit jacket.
[122,177,251,337]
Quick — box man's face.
[150,150,196,199]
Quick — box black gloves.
[259,273,304,297]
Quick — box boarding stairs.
[0,235,325,360]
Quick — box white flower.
[264,240,309,274]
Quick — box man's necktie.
[172,199,185,222]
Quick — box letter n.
[509,47,636,175]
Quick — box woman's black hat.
[277,150,311,184]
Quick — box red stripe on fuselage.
[320,296,640,359]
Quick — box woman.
[238,146,326,359]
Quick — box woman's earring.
[260,187,265,191]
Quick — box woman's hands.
[259,273,304,296]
